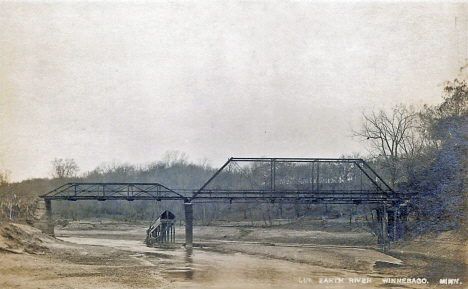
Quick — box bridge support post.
[45,199,55,237]
[376,208,382,244]
[184,203,193,248]
[396,206,408,241]
[376,206,389,252]
[393,210,397,241]
[387,209,397,241]
[381,205,388,251]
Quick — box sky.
[1,1,467,182]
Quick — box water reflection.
[185,247,194,280]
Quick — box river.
[57,234,392,289]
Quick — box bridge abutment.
[33,198,55,236]
[35,199,55,237]
[45,199,55,236]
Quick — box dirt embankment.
[386,232,467,284]
[0,222,53,254]
[0,222,169,289]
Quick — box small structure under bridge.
[146,210,176,247]
[40,157,414,251]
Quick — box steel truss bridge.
[41,157,410,206]
[40,157,413,249]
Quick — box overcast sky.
[1,1,467,181]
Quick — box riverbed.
[55,223,412,289]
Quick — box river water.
[57,236,389,289]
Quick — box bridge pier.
[184,203,193,248]
[375,205,410,250]
[386,206,409,242]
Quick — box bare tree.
[0,169,11,185]
[51,158,80,179]
[354,105,424,185]
[162,150,189,167]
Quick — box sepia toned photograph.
[0,1,467,288]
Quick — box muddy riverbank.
[0,221,466,288]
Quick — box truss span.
[40,183,186,201]
[190,157,408,205]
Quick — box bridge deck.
[41,183,408,205]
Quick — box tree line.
[0,76,466,238]
[354,77,467,237]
